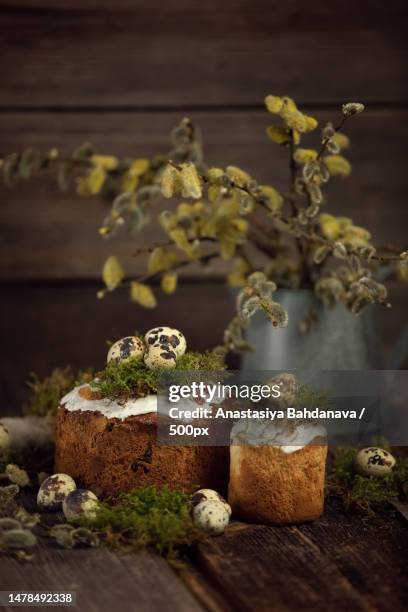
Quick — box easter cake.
[229,419,327,524]
[55,327,228,497]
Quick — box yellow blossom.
[332,132,350,150]
[121,158,150,192]
[77,166,106,195]
[265,95,283,114]
[259,185,283,211]
[397,261,408,282]
[266,125,291,145]
[228,258,250,287]
[90,155,119,171]
[294,149,318,164]
[303,115,318,132]
[324,155,351,177]
[161,272,178,294]
[130,282,157,308]
[205,167,224,183]
[102,256,124,291]
[226,166,251,188]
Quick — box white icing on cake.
[230,419,326,454]
[61,385,157,419]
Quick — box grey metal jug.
[241,289,382,370]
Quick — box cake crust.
[228,440,327,524]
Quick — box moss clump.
[327,447,408,514]
[82,486,198,559]
[93,350,225,401]
[24,367,93,417]
[293,383,329,410]
[92,358,158,401]
[331,447,356,484]
[176,350,226,371]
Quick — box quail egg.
[37,473,77,511]
[62,489,99,523]
[191,489,231,516]
[193,500,230,536]
[107,336,145,364]
[145,327,186,358]
[355,447,396,477]
[144,344,177,370]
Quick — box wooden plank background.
[0,0,407,412]
[0,0,407,107]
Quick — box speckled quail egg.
[145,327,187,358]
[193,500,230,536]
[144,344,177,370]
[191,489,231,516]
[62,489,99,523]
[0,423,10,452]
[37,473,77,511]
[107,336,145,364]
[355,447,396,477]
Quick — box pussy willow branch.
[132,236,217,257]
[292,111,350,282]
[253,195,403,262]
[293,226,403,263]
[135,251,220,284]
[317,114,348,160]
[0,150,159,178]
[106,251,221,298]
[0,152,92,170]
[287,130,298,215]
[211,161,404,265]
[236,245,256,272]
[247,226,278,259]
[287,129,311,282]
[132,233,264,275]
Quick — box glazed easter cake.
[55,327,228,497]
[228,373,328,525]
[229,419,327,524]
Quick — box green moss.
[330,447,356,488]
[24,367,94,417]
[349,475,399,512]
[92,358,158,400]
[93,350,225,401]
[176,350,226,371]
[327,447,408,514]
[293,384,329,410]
[82,486,198,559]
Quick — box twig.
[132,236,217,257]
[317,115,348,160]
[235,245,256,272]
[287,129,298,215]
[293,227,403,263]
[137,251,220,283]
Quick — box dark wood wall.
[0,1,407,412]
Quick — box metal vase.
[241,289,381,370]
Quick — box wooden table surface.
[1,498,407,612]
